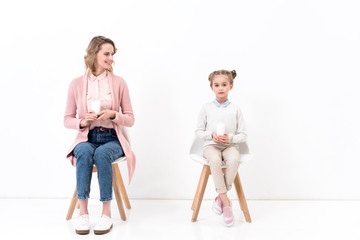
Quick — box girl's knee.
[207,156,223,165]
[227,156,241,164]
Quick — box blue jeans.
[73,129,124,202]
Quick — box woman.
[64,36,135,235]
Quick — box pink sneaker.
[222,205,234,227]
[212,197,223,215]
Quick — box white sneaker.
[74,214,90,235]
[94,215,113,235]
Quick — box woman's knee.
[93,149,113,165]
[74,142,94,162]
[94,143,123,165]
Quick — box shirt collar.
[213,99,231,107]
[89,70,108,81]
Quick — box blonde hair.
[208,69,237,86]
[84,36,117,75]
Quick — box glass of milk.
[91,99,101,114]
[216,122,225,136]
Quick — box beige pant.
[203,145,241,194]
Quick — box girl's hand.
[212,132,221,143]
[97,110,116,120]
[218,133,229,144]
[80,111,98,128]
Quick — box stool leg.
[191,165,208,210]
[113,164,131,209]
[112,164,126,221]
[192,165,210,222]
[234,173,252,223]
[66,188,78,220]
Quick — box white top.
[86,70,113,129]
[195,100,247,148]
[191,100,252,164]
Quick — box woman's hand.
[97,110,116,120]
[80,111,98,128]
[212,132,229,144]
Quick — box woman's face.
[95,43,115,73]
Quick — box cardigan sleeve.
[64,80,83,131]
[228,106,247,143]
[111,80,135,127]
[195,105,213,141]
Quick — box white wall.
[0,0,359,200]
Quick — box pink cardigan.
[64,72,136,183]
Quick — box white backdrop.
[0,0,359,200]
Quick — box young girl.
[195,69,248,227]
[64,36,135,235]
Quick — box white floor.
[0,199,359,240]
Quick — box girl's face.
[95,43,114,73]
[211,75,233,101]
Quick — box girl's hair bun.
[230,70,237,79]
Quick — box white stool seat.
[113,156,126,164]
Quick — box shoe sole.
[94,224,113,235]
[224,222,234,227]
[223,218,234,227]
[75,229,90,235]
